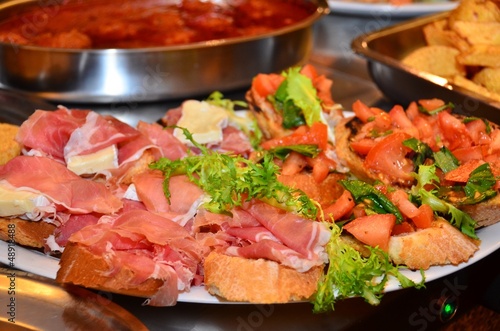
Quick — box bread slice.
[388,220,480,270]
[56,242,162,298]
[203,251,323,303]
[460,194,500,228]
[0,217,55,249]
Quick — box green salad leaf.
[272,67,322,129]
[149,127,318,219]
[313,224,425,313]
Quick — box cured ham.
[0,155,122,214]
[137,121,188,160]
[64,111,140,158]
[245,201,330,262]
[16,107,89,160]
[67,209,206,305]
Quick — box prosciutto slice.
[16,107,89,160]
[245,201,331,262]
[137,121,188,160]
[68,209,206,306]
[0,156,122,214]
[64,111,140,158]
[225,239,323,272]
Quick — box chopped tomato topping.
[418,98,446,112]
[261,122,329,151]
[465,119,491,145]
[405,101,419,120]
[389,189,419,219]
[388,104,419,138]
[444,159,486,183]
[343,214,396,252]
[452,146,486,163]
[323,190,355,222]
[350,138,377,155]
[438,111,472,150]
[392,221,415,235]
[364,132,414,183]
[251,73,284,98]
[307,150,336,183]
[411,204,433,229]
[352,100,385,123]
[281,151,307,176]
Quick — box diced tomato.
[261,122,328,151]
[438,111,472,150]
[388,104,419,138]
[465,119,491,145]
[299,64,319,80]
[343,214,396,252]
[350,138,377,155]
[452,146,485,163]
[364,132,414,183]
[323,190,355,222]
[444,159,485,183]
[411,204,433,229]
[418,98,446,112]
[412,115,438,150]
[281,151,308,176]
[308,152,335,183]
[352,100,384,123]
[388,189,419,219]
[392,221,415,235]
[405,101,419,120]
[351,205,367,219]
[251,73,284,98]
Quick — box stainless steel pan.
[0,0,329,103]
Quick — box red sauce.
[0,0,317,49]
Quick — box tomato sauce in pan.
[0,0,317,49]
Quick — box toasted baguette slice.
[388,220,480,270]
[460,194,500,228]
[203,251,323,303]
[0,218,55,249]
[56,242,162,298]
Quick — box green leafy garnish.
[463,163,497,204]
[433,147,459,173]
[149,127,317,218]
[272,67,322,129]
[403,138,433,167]
[340,180,403,223]
[312,224,425,313]
[411,164,478,238]
[267,144,320,159]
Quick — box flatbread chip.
[451,21,500,45]
[402,45,466,79]
[0,123,21,165]
[448,0,500,25]
[473,67,500,94]
[456,44,500,67]
[423,20,470,51]
[452,74,500,103]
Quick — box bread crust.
[388,220,480,270]
[56,242,163,298]
[0,217,55,248]
[203,251,323,303]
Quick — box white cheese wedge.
[0,184,50,217]
[66,144,118,175]
[173,100,229,146]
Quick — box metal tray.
[0,0,329,104]
[0,267,148,330]
[351,12,500,124]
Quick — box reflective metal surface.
[0,268,148,331]
[0,0,329,103]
